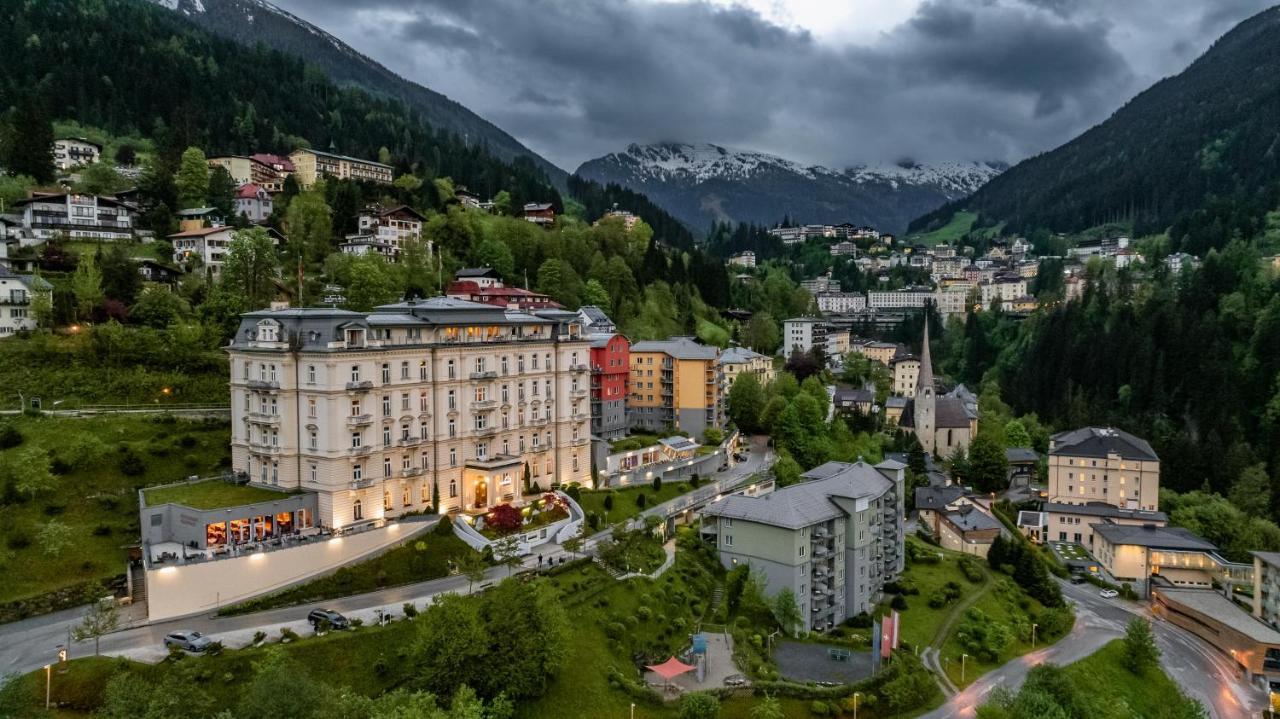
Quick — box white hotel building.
[227,298,593,530]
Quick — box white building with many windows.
[226,299,593,529]
[0,266,50,336]
[816,291,866,315]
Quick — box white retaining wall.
[145,521,432,621]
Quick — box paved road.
[919,580,1267,718]
[0,436,775,677]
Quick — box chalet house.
[445,268,561,310]
[9,193,136,243]
[234,184,273,223]
[136,259,180,284]
[356,205,427,257]
[170,226,282,276]
[52,137,102,170]
[338,234,396,259]
[522,203,556,225]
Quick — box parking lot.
[775,641,874,685]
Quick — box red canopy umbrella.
[646,655,696,694]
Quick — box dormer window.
[256,320,280,343]
[346,329,365,347]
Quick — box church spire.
[918,320,934,397]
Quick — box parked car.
[734,452,749,462]
[307,608,350,630]
[163,630,212,653]
[1099,589,1119,599]
[1069,574,1086,584]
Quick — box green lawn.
[1058,639,1192,714]
[886,539,985,650]
[609,432,681,453]
[220,522,473,615]
[142,480,293,510]
[908,210,977,246]
[576,480,699,527]
[0,415,230,614]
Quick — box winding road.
[919,579,1267,718]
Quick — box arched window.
[384,490,392,511]
[353,499,363,521]
[449,479,458,498]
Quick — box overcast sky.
[272,0,1275,171]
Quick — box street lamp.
[961,653,969,683]
[852,692,861,719]
[630,702,635,719]
[44,664,51,709]
[1031,622,1038,648]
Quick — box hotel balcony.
[247,379,279,391]
[246,412,280,425]
[400,467,425,478]
[346,414,373,427]
[350,476,377,490]
[474,425,499,437]
[530,416,550,427]
[248,441,280,455]
[571,412,589,423]
[569,364,590,373]
[470,370,498,380]
[472,399,499,411]
[571,436,590,447]
[570,388,589,400]
[396,435,424,447]
[346,380,374,392]
[347,445,373,457]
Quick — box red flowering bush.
[486,503,523,535]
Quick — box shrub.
[177,435,198,449]
[206,641,224,656]
[603,493,614,511]
[958,557,985,583]
[280,627,298,642]
[0,425,23,449]
[678,692,719,719]
[891,594,909,610]
[652,476,663,493]
[432,517,454,536]
[690,473,701,488]
[637,606,653,621]
[636,492,648,508]
[252,631,266,645]
[118,450,146,477]
[402,602,418,619]
[809,699,829,715]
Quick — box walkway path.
[920,562,995,695]
[0,436,777,677]
[616,540,676,581]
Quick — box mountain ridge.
[576,142,1004,234]
[909,5,1280,253]
[150,0,568,186]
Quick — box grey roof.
[1042,502,1168,523]
[630,337,719,360]
[456,267,499,278]
[1253,551,1280,569]
[1017,510,1046,527]
[885,397,908,409]
[1091,523,1215,551]
[1050,427,1158,462]
[1152,588,1280,644]
[658,436,699,451]
[702,460,897,529]
[915,485,967,511]
[588,332,620,348]
[577,305,612,327]
[1005,448,1040,463]
[718,346,767,365]
[833,388,873,405]
[943,505,1002,533]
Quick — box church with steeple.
[899,323,978,457]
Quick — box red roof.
[236,183,266,199]
[168,226,234,239]
[250,153,295,172]
[446,280,563,309]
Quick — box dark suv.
[307,609,350,630]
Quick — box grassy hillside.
[0,415,229,614]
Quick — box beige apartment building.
[718,346,775,390]
[227,299,593,530]
[890,355,920,395]
[288,148,394,187]
[1047,427,1159,511]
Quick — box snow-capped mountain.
[575,143,1004,234]
[148,0,566,185]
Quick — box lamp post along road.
[961,653,969,684]
[853,691,861,719]
[1031,622,1038,648]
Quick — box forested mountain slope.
[149,0,568,186]
[912,6,1280,254]
[0,0,560,208]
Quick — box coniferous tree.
[0,93,55,183]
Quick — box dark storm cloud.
[273,0,1276,171]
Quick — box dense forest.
[911,6,1280,257]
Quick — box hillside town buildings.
[6,193,136,242]
[288,148,394,187]
[0,266,50,336]
[52,137,101,170]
